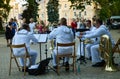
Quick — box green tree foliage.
[22,0,39,23]
[0,0,11,31]
[68,0,91,11]
[47,0,59,24]
[109,0,120,16]
[69,0,120,20]
[99,7,111,20]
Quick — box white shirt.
[83,25,115,45]
[48,25,74,43]
[77,21,81,29]
[76,26,99,44]
[48,25,74,54]
[12,29,38,55]
[29,22,36,33]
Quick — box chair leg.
[72,57,76,72]
[24,57,27,76]
[73,57,77,74]
[56,56,59,75]
[14,57,21,71]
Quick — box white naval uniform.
[85,27,100,58]
[48,25,74,66]
[76,26,97,57]
[85,37,100,58]
[83,25,115,63]
[29,22,36,33]
[12,29,38,66]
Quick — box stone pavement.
[0,30,120,79]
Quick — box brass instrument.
[49,39,55,53]
[83,38,94,44]
[99,35,118,71]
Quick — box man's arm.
[48,28,58,40]
[83,27,106,39]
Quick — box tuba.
[99,35,118,71]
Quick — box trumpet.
[99,34,118,71]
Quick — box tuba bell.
[99,34,118,71]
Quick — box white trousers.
[14,49,38,66]
[85,44,92,58]
[52,47,73,66]
[77,42,84,56]
[91,44,102,63]
[85,43,98,58]
[77,42,91,58]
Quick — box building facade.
[8,0,95,25]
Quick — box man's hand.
[79,35,83,38]
[80,32,84,35]
[77,35,83,38]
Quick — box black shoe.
[22,67,28,72]
[92,60,105,67]
[53,66,58,70]
[87,57,91,60]
[65,62,69,71]
[89,57,92,60]
[77,56,85,61]
[100,60,105,66]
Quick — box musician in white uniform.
[12,24,38,71]
[76,20,97,60]
[77,19,115,67]
[48,18,74,71]
[29,18,36,33]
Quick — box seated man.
[77,19,115,67]
[76,20,97,60]
[48,18,74,71]
[12,24,38,71]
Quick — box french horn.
[99,34,118,71]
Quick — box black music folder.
[76,29,89,32]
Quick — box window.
[65,4,67,8]
[84,11,86,15]
[35,0,40,3]
[42,14,44,18]
[73,7,76,11]
[79,12,81,17]
[65,13,67,17]
[59,4,61,9]
[74,12,76,16]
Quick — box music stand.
[33,34,48,61]
[44,41,58,74]
[76,29,89,64]
[42,32,59,74]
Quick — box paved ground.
[0,29,120,79]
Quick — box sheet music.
[34,34,40,40]
[38,34,48,43]
[31,34,48,43]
